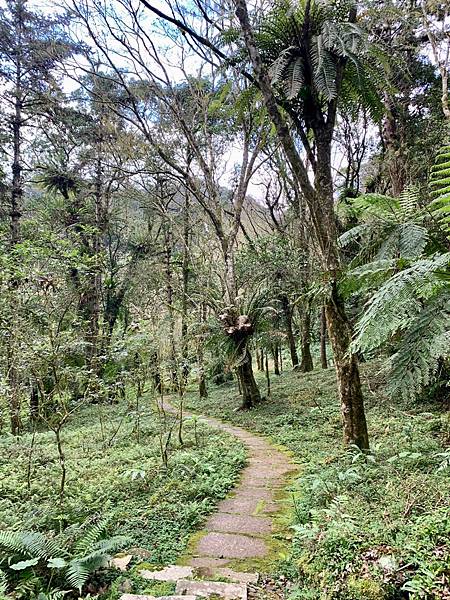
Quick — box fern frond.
[399,186,420,218]
[339,223,367,248]
[353,253,450,353]
[0,569,7,595]
[310,37,337,100]
[65,561,91,592]
[397,223,428,258]
[0,531,54,561]
[430,133,450,233]
[388,292,450,401]
[72,520,109,557]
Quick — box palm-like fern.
[253,0,383,117]
[208,284,275,370]
[37,164,80,200]
[344,142,450,403]
[339,187,428,268]
[0,519,129,595]
[430,134,450,233]
[352,253,450,401]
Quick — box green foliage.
[430,135,450,233]
[352,253,450,401]
[0,395,246,597]
[184,364,450,600]
[254,0,383,116]
[0,520,129,595]
[339,187,428,267]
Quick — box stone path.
[120,403,298,599]
[186,414,297,570]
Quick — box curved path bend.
[178,408,298,571]
[124,403,299,600]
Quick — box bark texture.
[325,284,369,448]
[320,306,328,369]
[299,308,313,372]
[281,295,299,369]
[237,349,261,409]
[233,0,369,448]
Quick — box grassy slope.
[184,360,450,600]
[0,399,246,598]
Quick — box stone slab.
[176,578,247,600]
[111,554,133,571]
[217,497,279,515]
[121,596,197,600]
[207,512,272,535]
[239,474,284,488]
[189,556,231,568]
[139,565,193,581]
[231,488,275,501]
[215,567,259,584]
[197,532,267,559]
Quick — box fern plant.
[339,186,428,268]
[352,253,450,400]
[254,0,384,117]
[0,519,129,598]
[342,144,450,402]
[430,133,450,235]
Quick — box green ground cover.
[185,360,450,600]
[0,400,246,598]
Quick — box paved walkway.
[177,409,298,570]
[121,402,298,600]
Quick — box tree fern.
[352,253,450,401]
[339,188,428,266]
[253,0,380,108]
[353,253,450,352]
[387,292,450,401]
[430,135,450,232]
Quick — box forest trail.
[121,401,298,599]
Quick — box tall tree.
[0,0,75,245]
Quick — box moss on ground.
[0,397,246,598]
[184,359,450,599]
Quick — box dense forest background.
[0,0,449,599]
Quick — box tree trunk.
[281,295,299,369]
[320,306,328,369]
[258,348,264,371]
[255,348,262,370]
[236,349,261,409]
[265,350,271,397]
[232,0,368,448]
[11,84,22,246]
[151,352,162,394]
[30,382,39,422]
[164,223,178,390]
[382,93,406,197]
[181,193,190,383]
[299,307,314,372]
[272,344,280,375]
[325,284,369,449]
[197,340,208,399]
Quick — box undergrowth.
[0,397,246,598]
[184,358,450,600]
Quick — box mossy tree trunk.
[299,306,313,372]
[236,348,261,409]
[234,0,369,448]
[281,294,299,369]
